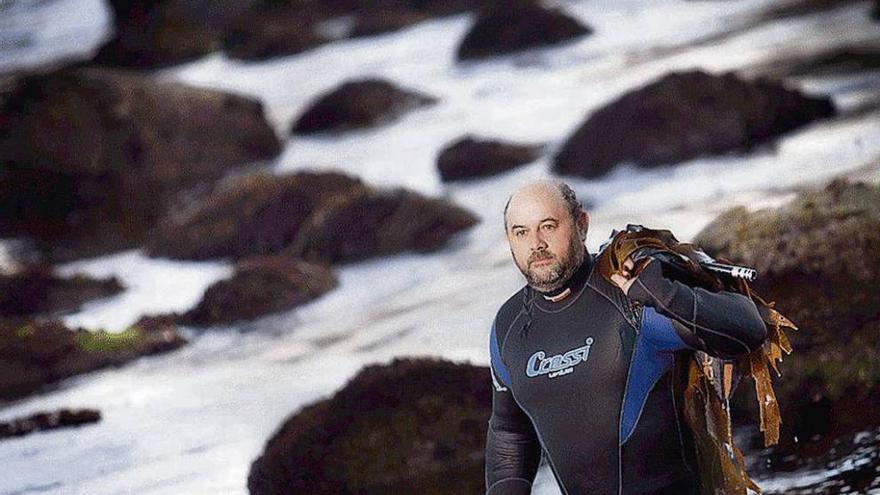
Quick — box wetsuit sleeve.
[626,259,767,358]
[486,322,541,495]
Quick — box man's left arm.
[625,259,767,357]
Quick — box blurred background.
[0,0,878,493]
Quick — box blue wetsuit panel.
[490,320,512,387]
[620,306,688,444]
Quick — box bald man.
[485,180,767,495]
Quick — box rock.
[0,408,101,440]
[94,0,259,68]
[93,0,491,65]
[287,187,479,263]
[223,6,331,61]
[132,313,185,334]
[0,67,281,262]
[693,178,880,469]
[0,317,186,401]
[758,0,864,22]
[181,256,337,326]
[752,45,880,80]
[248,358,490,495]
[346,1,485,38]
[146,171,478,263]
[437,135,543,181]
[761,426,880,494]
[224,0,485,61]
[786,47,880,76]
[291,78,437,135]
[456,0,591,61]
[0,265,123,318]
[146,171,364,260]
[874,0,880,20]
[553,70,836,178]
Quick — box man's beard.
[516,234,585,293]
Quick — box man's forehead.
[506,183,567,225]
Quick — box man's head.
[504,179,589,293]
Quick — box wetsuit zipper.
[617,312,640,495]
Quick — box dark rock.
[456,0,591,61]
[0,265,123,318]
[694,178,880,469]
[0,408,101,440]
[147,171,478,263]
[554,70,836,178]
[223,5,330,61]
[758,0,865,23]
[874,0,880,20]
[753,45,880,79]
[145,171,364,260]
[0,317,186,401]
[181,256,337,326]
[291,78,437,135]
[437,135,543,181]
[287,187,479,264]
[763,426,880,494]
[248,358,490,495]
[133,313,185,333]
[224,0,485,62]
[94,0,259,68]
[788,47,880,76]
[0,67,281,262]
[348,11,429,38]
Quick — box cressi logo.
[526,338,594,379]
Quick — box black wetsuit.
[486,250,767,495]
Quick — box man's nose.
[530,231,548,251]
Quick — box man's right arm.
[486,321,542,495]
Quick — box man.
[486,179,767,495]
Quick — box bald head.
[504,180,589,293]
[504,179,582,232]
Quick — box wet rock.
[437,135,543,181]
[0,265,123,318]
[763,427,880,494]
[291,79,437,135]
[0,67,281,262]
[224,0,485,61]
[248,358,490,495]
[132,313,185,335]
[0,408,101,440]
[456,0,591,61]
[0,317,186,401]
[181,256,337,326]
[147,171,477,263]
[554,70,836,178]
[94,0,259,68]
[287,187,479,264]
[223,6,330,61]
[752,45,880,79]
[694,178,880,469]
[146,171,364,260]
[757,0,864,23]
[787,46,880,76]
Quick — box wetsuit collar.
[533,250,593,308]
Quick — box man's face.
[505,187,587,293]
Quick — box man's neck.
[536,251,592,302]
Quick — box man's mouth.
[530,255,555,267]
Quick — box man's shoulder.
[492,286,528,339]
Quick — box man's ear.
[577,210,589,240]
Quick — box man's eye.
[514,230,526,237]
[542,224,556,230]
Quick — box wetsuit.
[485,250,767,495]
